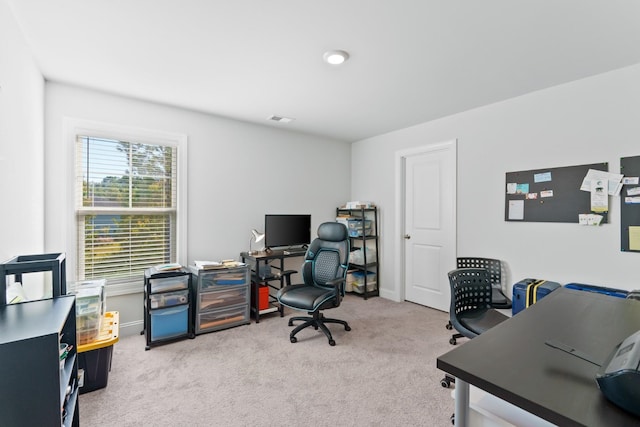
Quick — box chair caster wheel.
[290,336,297,343]
[288,320,294,326]
[446,323,453,330]
[449,338,457,345]
[441,377,451,388]
[345,325,351,331]
[329,339,336,346]
[450,413,455,425]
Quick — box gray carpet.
[79,295,455,426]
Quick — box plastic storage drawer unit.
[150,305,189,341]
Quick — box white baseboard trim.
[379,288,401,302]
[119,319,144,337]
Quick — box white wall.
[44,83,351,333]
[0,2,45,297]
[352,63,640,302]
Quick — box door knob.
[404,234,411,239]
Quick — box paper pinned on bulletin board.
[590,179,608,213]
[580,169,623,196]
[629,226,640,251]
[508,200,524,220]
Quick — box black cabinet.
[337,206,379,299]
[0,295,79,426]
[142,267,193,350]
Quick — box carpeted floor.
[79,295,455,426]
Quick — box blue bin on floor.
[564,283,628,299]
[150,305,188,341]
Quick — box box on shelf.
[350,246,376,265]
[251,283,270,310]
[258,285,269,310]
[344,201,374,209]
[78,311,119,394]
[347,219,372,237]
[350,271,377,294]
[345,270,357,293]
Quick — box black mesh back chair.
[457,257,511,309]
[276,222,351,346]
[446,257,510,332]
[441,268,510,388]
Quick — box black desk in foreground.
[437,287,640,426]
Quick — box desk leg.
[454,378,469,427]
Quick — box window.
[74,132,184,288]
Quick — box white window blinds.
[76,136,178,283]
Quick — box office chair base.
[450,332,464,345]
[288,311,351,346]
[441,374,455,388]
[446,321,453,330]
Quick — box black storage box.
[77,311,119,394]
[78,344,113,394]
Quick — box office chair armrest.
[325,277,346,304]
[280,270,298,287]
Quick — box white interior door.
[403,141,456,312]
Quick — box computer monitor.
[264,214,311,249]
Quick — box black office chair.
[276,222,351,346]
[441,268,510,388]
[445,257,511,332]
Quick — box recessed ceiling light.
[323,50,349,65]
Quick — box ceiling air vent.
[268,115,294,123]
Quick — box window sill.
[106,281,143,297]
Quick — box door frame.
[394,139,457,303]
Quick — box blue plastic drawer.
[151,305,188,341]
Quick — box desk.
[240,250,306,322]
[437,287,640,426]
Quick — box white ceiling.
[6,0,640,142]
